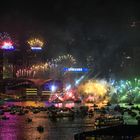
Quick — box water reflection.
[0,101,95,140]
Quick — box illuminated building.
[86,56,94,69]
[133,47,140,75]
[0,50,3,80]
[120,47,140,78]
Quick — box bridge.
[0,78,63,100]
[2,78,60,89]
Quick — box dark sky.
[0,0,140,77]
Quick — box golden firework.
[27,38,44,48]
[78,80,110,103]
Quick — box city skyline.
[0,0,140,77]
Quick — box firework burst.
[109,78,140,103]
[52,54,76,67]
[0,32,14,50]
[78,79,110,103]
[27,38,44,50]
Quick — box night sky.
[0,0,140,77]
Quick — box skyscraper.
[120,47,140,78]
[0,50,3,80]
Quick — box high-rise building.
[133,47,140,75]
[120,47,140,78]
[86,56,94,69]
[0,50,3,80]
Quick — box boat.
[48,108,74,118]
[95,116,123,128]
[56,110,74,117]
[0,99,4,105]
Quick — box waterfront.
[0,0,140,139]
[0,101,95,140]
[1,101,140,140]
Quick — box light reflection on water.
[0,101,95,140]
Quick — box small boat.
[0,100,4,106]
[17,111,25,115]
[128,102,134,106]
[37,125,44,133]
[95,116,123,128]
[48,108,74,118]
[56,110,74,117]
[0,110,4,115]
[26,118,32,123]
[1,116,9,120]
[32,109,40,114]
[10,111,16,115]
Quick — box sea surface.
[0,101,95,140]
[1,101,140,140]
